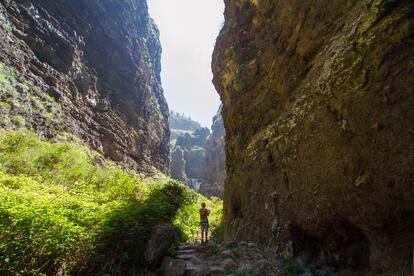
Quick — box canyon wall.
[170,110,225,198]
[213,0,414,274]
[169,111,209,189]
[0,0,169,173]
[199,107,226,198]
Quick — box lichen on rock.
[213,0,414,274]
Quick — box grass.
[0,129,223,274]
[173,191,223,242]
[0,62,64,130]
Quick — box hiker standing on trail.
[200,202,210,243]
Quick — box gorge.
[1,0,413,275]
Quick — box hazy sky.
[147,0,224,128]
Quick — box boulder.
[144,223,175,267]
[220,249,236,261]
[160,256,185,276]
[221,258,238,271]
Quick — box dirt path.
[160,241,284,276]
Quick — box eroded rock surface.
[200,107,226,198]
[213,0,414,274]
[0,0,169,173]
[169,110,225,197]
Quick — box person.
[199,202,210,244]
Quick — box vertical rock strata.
[200,107,226,198]
[169,109,226,198]
[0,0,169,173]
[213,0,414,273]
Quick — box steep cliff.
[169,110,226,197]
[169,111,205,188]
[213,0,414,274]
[0,0,169,173]
[170,145,188,184]
[199,107,226,198]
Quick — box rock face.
[0,0,169,173]
[171,127,209,189]
[213,0,414,274]
[170,146,188,183]
[169,110,225,197]
[199,107,226,198]
[169,111,209,190]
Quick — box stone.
[220,249,236,260]
[169,108,226,198]
[222,240,238,248]
[354,173,370,188]
[213,0,414,274]
[199,106,226,198]
[169,111,212,190]
[271,218,279,233]
[160,257,185,276]
[185,263,210,276]
[238,241,248,247]
[0,0,169,174]
[144,223,175,267]
[208,266,226,275]
[170,146,188,183]
[221,258,238,271]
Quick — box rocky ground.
[160,241,282,276]
[158,241,340,276]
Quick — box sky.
[147,0,224,128]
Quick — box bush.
[173,194,223,242]
[0,129,215,275]
[211,222,225,243]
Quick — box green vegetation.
[174,192,223,242]
[230,247,241,258]
[230,268,258,276]
[211,222,225,243]
[0,130,223,274]
[282,257,318,276]
[0,62,63,130]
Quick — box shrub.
[211,222,225,243]
[0,129,217,275]
[173,194,223,242]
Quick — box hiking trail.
[160,241,284,275]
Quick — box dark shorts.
[200,221,209,232]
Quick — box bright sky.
[147,0,224,128]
